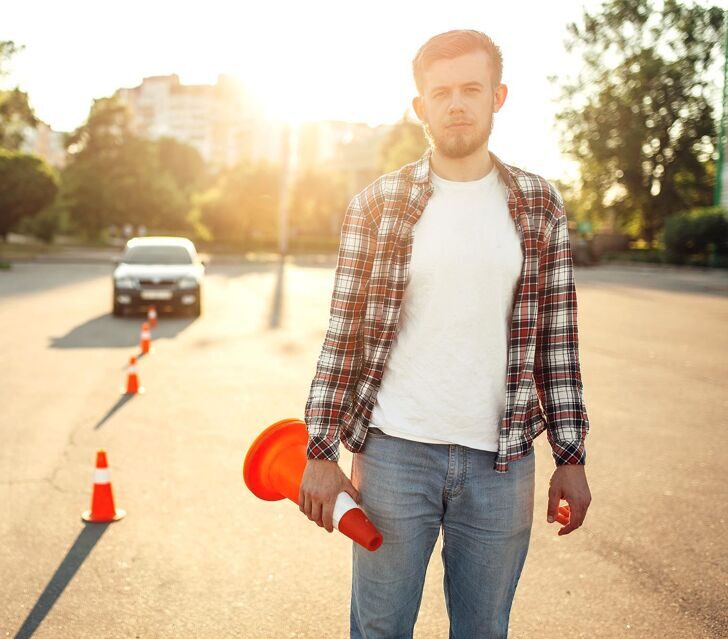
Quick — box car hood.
[113,263,203,280]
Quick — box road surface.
[1,259,726,638]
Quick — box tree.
[62,97,189,237]
[196,161,280,245]
[0,41,38,150]
[157,136,208,194]
[552,0,725,243]
[0,149,58,239]
[379,113,427,174]
[289,168,349,237]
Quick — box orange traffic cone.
[124,356,144,394]
[147,305,158,328]
[140,322,151,354]
[243,419,383,551]
[82,450,126,523]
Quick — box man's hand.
[299,459,361,533]
[547,464,591,536]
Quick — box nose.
[447,92,465,114]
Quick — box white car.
[112,236,204,317]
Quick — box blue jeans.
[350,428,535,639]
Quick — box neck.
[430,146,494,182]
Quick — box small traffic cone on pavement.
[82,450,126,523]
[140,322,152,355]
[244,419,383,551]
[124,356,144,394]
[147,305,158,328]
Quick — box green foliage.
[0,41,38,150]
[195,161,280,246]
[662,206,728,265]
[16,203,69,244]
[0,88,37,150]
[289,168,349,238]
[379,115,427,174]
[0,148,59,238]
[62,97,192,238]
[553,0,724,243]
[157,136,208,193]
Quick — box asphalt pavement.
[1,259,726,638]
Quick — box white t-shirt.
[369,164,523,451]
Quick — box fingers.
[557,499,590,536]
[303,493,312,520]
[322,501,334,533]
[310,499,323,528]
[546,485,561,524]
[300,489,324,527]
[298,463,362,534]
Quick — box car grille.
[139,279,176,287]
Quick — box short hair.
[412,29,504,95]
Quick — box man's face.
[412,50,507,159]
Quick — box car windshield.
[121,245,193,265]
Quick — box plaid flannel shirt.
[304,147,590,473]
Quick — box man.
[300,29,591,638]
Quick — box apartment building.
[114,74,396,191]
[20,120,66,168]
[115,74,281,168]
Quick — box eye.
[467,87,480,93]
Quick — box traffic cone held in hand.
[124,356,144,394]
[147,305,157,328]
[243,419,383,551]
[140,322,151,354]
[82,450,126,523]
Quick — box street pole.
[714,9,728,208]
[278,124,290,256]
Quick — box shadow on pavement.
[94,393,136,430]
[13,523,109,639]
[49,314,194,349]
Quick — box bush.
[662,207,728,266]
[15,205,68,244]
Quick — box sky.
[0,0,628,183]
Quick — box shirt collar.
[406,146,521,199]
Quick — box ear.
[412,96,424,121]
[493,84,508,113]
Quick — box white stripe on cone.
[94,468,111,484]
[333,491,359,529]
[128,365,137,374]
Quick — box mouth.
[447,123,471,129]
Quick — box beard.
[422,115,493,159]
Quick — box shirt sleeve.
[304,194,376,461]
[534,193,590,467]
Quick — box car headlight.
[115,277,136,289]
[178,277,199,289]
